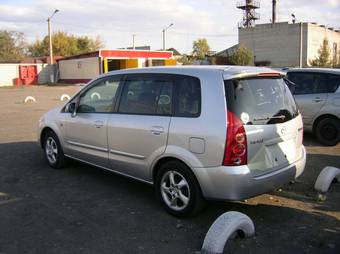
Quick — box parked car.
[38,66,306,217]
[286,68,340,146]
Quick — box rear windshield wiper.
[253,115,286,121]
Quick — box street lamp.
[47,9,59,83]
[162,23,173,51]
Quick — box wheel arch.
[152,156,203,193]
[40,126,60,148]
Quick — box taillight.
[223,111,247,166]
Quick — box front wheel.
[315,118,340,146]
[155,161,204,217]
[43,131,66,169]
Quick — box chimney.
[272,0,276,24]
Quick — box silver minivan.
[38,66,306,217]
[286,68,340,146]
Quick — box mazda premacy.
[38,66,306,216]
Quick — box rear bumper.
[193,146,306,201]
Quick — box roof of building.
[58,49,174,61]
[167,48,181,56]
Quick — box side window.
[175,76,201,117]
[287,72,318,95]
[326,74,340,93]
[78,76,120,113]
[314,73,329,93]
[118,75,173,115]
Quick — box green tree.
[228,45,253,66]
[0,30,26,62]
[28,31,104,57]
[309,38,332,67]
[192,38,210,60]
[178,54,193,65]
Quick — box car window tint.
[157,82,173,115]
[287,72,317,94]
[287,72,336,94]
[118,77,173,115]
[175,76,201,117]
[225,78,299,125]
[327,74,340,93]
[78,77,120,113]
[314,73,329,93]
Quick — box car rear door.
[64,75,122,167]
[107,74,174,181]
[286,72,328,125]
[225,77,303,176]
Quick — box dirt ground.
[0,85,339,254]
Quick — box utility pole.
[132,34,136,50]
[47,9,59,83]
[47,18,53,64]
[162,23,173,50]
[272,0,277,24]
[299,22,303,68]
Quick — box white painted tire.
[314,166,340,193]
[201,211,255,254]
[24,96,36,103]
[60,94,71,101]
[90,92,101,100]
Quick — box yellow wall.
[126,59,139,68]
[164,59,177,66]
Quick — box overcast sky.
[1,0,340,54]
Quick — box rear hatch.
[225,76,303,176]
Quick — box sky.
[1,0,340,54]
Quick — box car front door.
[107,74,174,181]
[64,75,122,167]
[287,72,328,126]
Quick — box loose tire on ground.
[43,131,66,169]
[155,160,205,217]
[315,118,339,146]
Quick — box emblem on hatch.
[280,126,287,135]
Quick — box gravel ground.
[0,85,339,254]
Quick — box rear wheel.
[315,118,340,146]
[155,161,204,217]
[43,131,66,169]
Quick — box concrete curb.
[201,211,255,254]
[60,94,71,101]
[314,166,340,200]
[24,96,36,103]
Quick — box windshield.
[224,78,299,125]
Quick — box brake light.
[223,111,247,166]
[257,72,281,77]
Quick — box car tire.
[43,131,66,169]
[315,118,340,146]
[155,160,205,217]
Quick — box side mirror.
[66,102,77,117]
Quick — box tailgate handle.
[151,126,164,135]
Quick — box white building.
[239,22,340,67]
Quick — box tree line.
[0,30,104,62]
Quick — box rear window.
[224,78,299,125]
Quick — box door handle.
[94,120,104,128]
[150,126,164,135]
[313,97,323,102]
